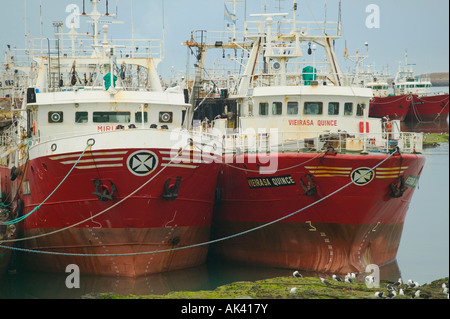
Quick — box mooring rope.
[0,149,401,257]
[2,140,94,226]
[0,141,191,243]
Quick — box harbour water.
[0,140,447,299]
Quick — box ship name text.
[288,119,338,126]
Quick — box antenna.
[24,0,28,48]
[130,0,134,46]
[106,0,109,16]
[40,0,43,54]
[162,0,166,59]
[82,0,86,15]
[338,0,341,35]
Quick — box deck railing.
[219,130,423,155]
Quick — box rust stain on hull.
[21,226,210,277]
[211,221,404,275]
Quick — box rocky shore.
[88,276,449,299]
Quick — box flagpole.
[225,0,242,40]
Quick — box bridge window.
[344,103,353,116]
[75,112,88,123]
[328,102,339,115]
[93,112,131,123]
[287,101,298,115]
[304,102,323,115]
[272,102,283,115]
[259,102,269,116]
[356,103,365,116]
[135,112,148,123]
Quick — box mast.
[83,0,117,54]
[225,0,243,40]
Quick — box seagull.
[442,283,448,294]
[290,287,297,294]
[365,275,374,284]
[344,275,353,284]
[293,271,303,278]
[386,290,397,299]
[393,278,402,287]
[319,277,331,285]
[374,291,384,298]
[332,274,343,282]
[346,272,357,279]
[399,288,405,296]
[407,279,419,289]
[411,290,420,299]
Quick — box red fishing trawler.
[407,94,449,122]
[368,52,449,122]
[369,95,413,121]
[186,2,426,275]
[0,0,220,277]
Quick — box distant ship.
[369,53,449,122]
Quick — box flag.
[224,4,237,24]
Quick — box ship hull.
[369,95,413,121]
[1,135,220,277]
[0,244,13,279]
[406,94,449,122]
[212,152,426,275]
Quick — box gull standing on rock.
[393,278,402,288]
[408,279,419,289]
[319,277,331,285]
[374,291,384,298]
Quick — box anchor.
[162,176,182,201]
[389,175,406,198]
[92,179,117,202]
[299,174,317,196]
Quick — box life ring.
[386,122,392,132]
[385,122,392,139]
[32,121,36,135]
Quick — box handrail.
[220,130,423,155]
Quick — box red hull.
[369,95,413,121]
[406,94,449,122]
[212,152,426,275]
[1,148,220,277]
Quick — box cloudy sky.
[1,0,448,80]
